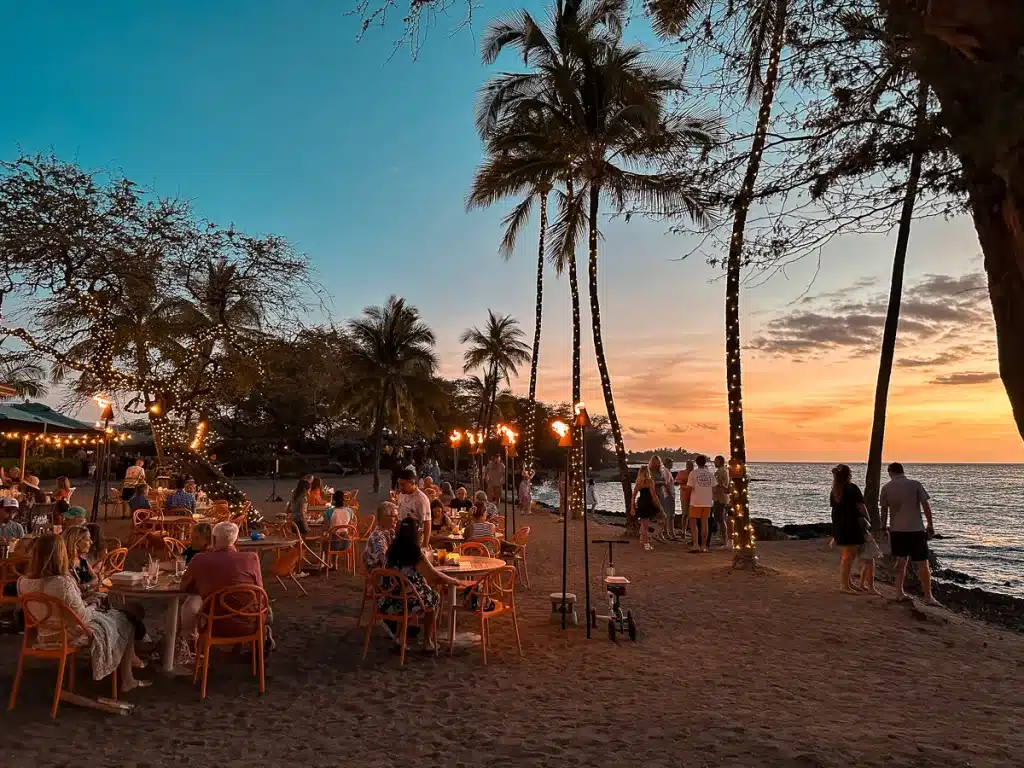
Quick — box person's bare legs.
[839,547,858,593]
[423,610,437,650]
[688,517,700,552]
[919,562,942,606]
[641,519,651,550]
[894,556,911,600]
[860,559,881,596]
[118,645,140,691]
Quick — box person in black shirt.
[829,464,868,594]
[449,486,473,513]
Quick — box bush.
[0,457,86,481]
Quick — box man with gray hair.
[180,520,270,652]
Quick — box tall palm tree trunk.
[588,184,631,514]
[863,80,929,529]
[568,233,584,520]
[725,0,787,566]
[524,192,548,474]
[371,395,386,493]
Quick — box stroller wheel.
[607,617,617,642]
[626,611,637,641]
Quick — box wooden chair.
[127,509,159,550]
[103,537,122,552]
[193,584,270,701]
[162,537,187,559]
[97,548,128,578]
[456,541,489,557]
[8,593,118,718]
[165,519,194,541]
[357,515,376,548]
[506,526,531,588]
[355,552,376,629]
[488,515,506,532]
[0,560,22,619]
[101,488,124,521]
[362,569,430,666]
[475,536,502,557]
[269,544,307,596]
[323,524,357,577]
[456,565,522,665]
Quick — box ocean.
[532,462,1024,597]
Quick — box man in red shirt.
[180,521,272,649]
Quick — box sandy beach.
[2,473,1023,767]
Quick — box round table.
[436,556,506,647]
[107,572,189,674]
[235,536,294,552]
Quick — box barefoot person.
[675,460,693,540]
[485,454,505,505]
[830,464,868,594]
[649,456,675,542]
[686,456,715,552]
[880,462,940,606]
[712,455,732,548]
[632,466,663,552]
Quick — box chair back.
[162,537,187,558]
[282,520,302,540]
[358,516,376,540]
[476,536,502,557]
[165,507,191,517]
[103,537,122,551]
[0,560,21,605]
[198,584,269,640]
[489,516,505,530]
[475,565,517,608]
[457,541,489,557]
[19,592,94,648]
[325,524,358,553]
[98,547,128,575]
[368,568,416,618]
[270,544,302,577]
[131,509,151,528]
[511,526,531,547]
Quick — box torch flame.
[467,432,476,446]
[449,430,462,444]
[551,420,569,438]
[574,401,586,415]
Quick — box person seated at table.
[289,479,310,536]
[463,505,497,542]
[421,476,435,495]
[165,475,196,514]
[180,521,274,651]
[64,526,98,590]
[129,483,152,512]
[307,476,326,506]
[53,476,74,505]
[438,482,455,507]
[184,479,198,496]
[429,499,452,533]
[325,490,355,550]
[449,486,473,514]
[471,491,500,522]
[182,522,213,564]
[0,498,25,541]
[62,505,87,528]
[363,502,399,573]
[381,518,463,652]
[4,466,21,488]
[20,475,46,507]
[17,533,150,692]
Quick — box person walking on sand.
[631,466,663,551]
[663,458,679,539]
[675,460,693,541]
[585,477,597,515]
[686,456,715,552]
[485,454,505,505]
[880,462,941,606]
[649,455,676,542]
[712,455,733,548]
[829,464,868,594]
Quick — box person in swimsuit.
[631,466,663,552]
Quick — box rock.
[780,522,833,540]
[751,517,789,541]
[934,568,978,585]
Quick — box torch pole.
[561,447,569,631]
[581,425,591,638]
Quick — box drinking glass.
[174,556,185,579]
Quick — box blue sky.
[2,0,1015,460]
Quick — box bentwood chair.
[457,565,522,665]
[475,536,502,558]
[323,524,358,577]
[362,569,431,666]
[456,542,489,557]
[162,537,187,559]
[269,544,307,596]
[8,593,118,718]
[127,509,160,551]
[97,548,128,579]
[506,526,532,588]
[193,584,270,700]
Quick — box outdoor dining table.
[106,571,189,674]
[149,515,216,525]
[435,555,506,647]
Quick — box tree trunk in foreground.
[371,396,386,493]
[588,184,632,517]
[882,0,1024,442]
[863,80,929,529]
[524,192,548,475]
[568,236,584,520]
[724,0,787,566]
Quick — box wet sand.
[2,474,1022,767]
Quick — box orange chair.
[103,537,122,551]
[162,537,187,559]
[8,593,118,718]
[127,509,159,550]
[193,584,270,701]
[489,516,506,533]
[0,560,22,617]
[475,536,502,557]
[165,519,194,541]
[456,565,522,664]
[362,569,430,666]
[269,543,307,596]
[355,554,375,629]
[506,526,531,588]
[324,524,357,576]
[97,548,128,578]
[357,516,376,549]
[456,542,489,557]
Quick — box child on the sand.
[857,517,882,595]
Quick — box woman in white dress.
[17,533,149,691]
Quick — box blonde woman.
[648,455,676,542]
[631,466,663,551]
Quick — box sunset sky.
[3,0,1020,462]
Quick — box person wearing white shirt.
[397,468,431,548]
[686,455,716,552]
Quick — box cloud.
[748,269,991,359]
[668,422,717,433]
[895,344,976,369]
[930,371,1001,386]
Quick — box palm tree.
[481,0,717,514]
[0,349,48,398]
[652,0,788,563]
[863,78,930,528]
[459,310,531,435]
[347,295,439,492]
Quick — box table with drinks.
[432,552,506,647]
[107,557,189,674]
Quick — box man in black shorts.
[880,462,940,606]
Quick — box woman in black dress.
[631,466,664,552]
[830,464,869,593]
